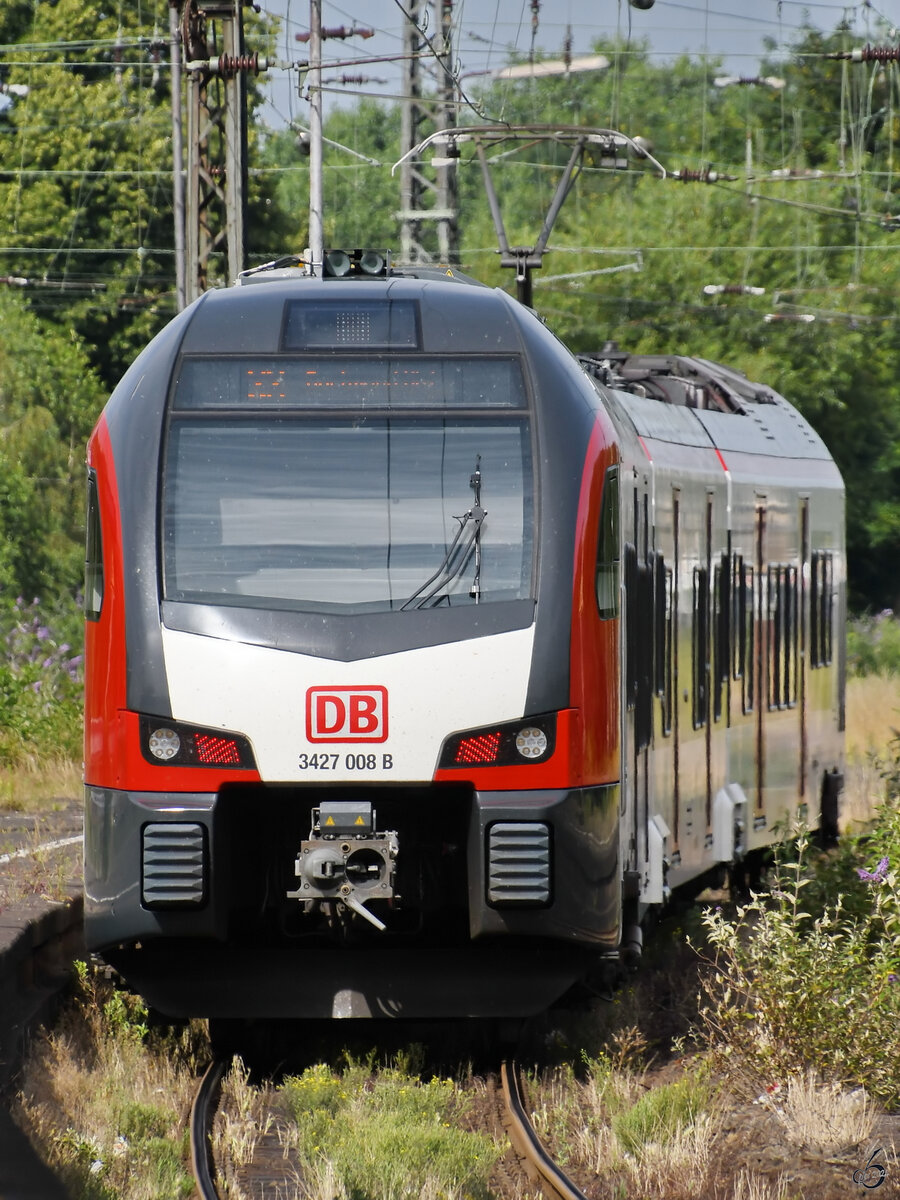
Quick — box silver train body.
[83,264,845,1019]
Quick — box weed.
[14,961,199,1200]
[696,819,900,1106]
[269,1058,499,1200]
[610,1069,712,1156]
[0,819,81,907]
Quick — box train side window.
[596,466,620,620]
[85,468,104,622]
[692,565,709,729]
[810,550,833,668]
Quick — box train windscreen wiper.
[401,457,487,610]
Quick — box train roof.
[579,347,838,465]
[113,265,839,474]
[177,270,528,358]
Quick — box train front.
[83,269,623,1019]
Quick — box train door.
[624,474,654,882]
[753,499,766,826]
[799,498,809,806]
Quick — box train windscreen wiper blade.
[401,457,487,610]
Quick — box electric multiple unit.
[83,262,845,1020]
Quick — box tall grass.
[14,962,205,1200]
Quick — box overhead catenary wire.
[4,3,900,296]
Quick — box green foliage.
[848,611,900,677]
[4,6,900,632]
[610,1070,711,1155]
[697,821,900,1106]
[0,595,83,765]
[279,1061,499,1200]
[0,291,102,600]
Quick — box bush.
[847,610,900,677]
[0,594,83,765]
[697,821,900,1106]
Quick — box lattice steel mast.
[398,2,458,265]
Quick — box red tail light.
[193,734,242,766]
[454,732,502,765]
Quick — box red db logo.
[306,687,388,743]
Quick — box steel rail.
[500,1060,590,1200]
[190,1058,226,1200]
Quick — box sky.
[252,0,900,129]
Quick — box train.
[83,253,845,1021]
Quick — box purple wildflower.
[857,857,889,884]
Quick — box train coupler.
[286,801,398,931]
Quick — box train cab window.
[85,468,104,622]
[162,357,534,615]
[810,550,834,668]
[596,466,620,620]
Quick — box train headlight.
[324,249,352,277]
[515,726,548,759]
[140,716,257,770]
[148,727,181,761]
[438,713,557,769]
[323,248,391,279]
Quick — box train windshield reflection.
[163,418,533,614]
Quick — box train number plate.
[297,752,394,772]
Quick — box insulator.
[672,167,737,184]
[217,52,260,77]
[828,43,900,63]
[704,284,766,296]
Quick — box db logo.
[306,686,388,743]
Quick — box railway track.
[189,1055,590,1200]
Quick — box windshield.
[163,358,534,615]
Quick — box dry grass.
[843,674,900,826]
[14,965,204,1199]
[728,1170,791,1200]
[773,1071,875,1153]
[0,757,81,813]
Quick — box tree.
[0,290,102,600]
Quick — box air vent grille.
[142,823,206,908]
[487,822,551,906]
